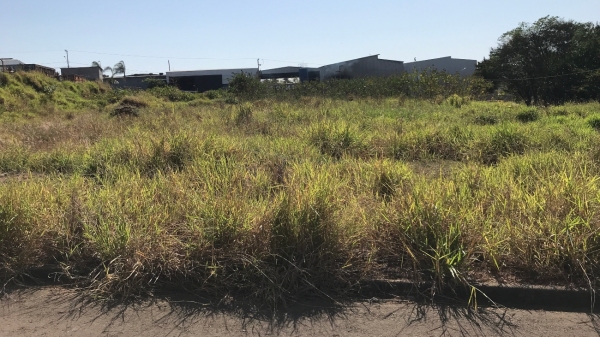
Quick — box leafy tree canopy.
[477,16,600,105]
[113,61,126,79]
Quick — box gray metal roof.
[0,58,24,66]
[261,66,302,74]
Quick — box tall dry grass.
[2,76,600,304]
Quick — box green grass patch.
[2,95,600,305]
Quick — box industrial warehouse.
[164,55,477,93]
[1,54,477,92]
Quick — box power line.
[68,50,324,66]
[37,61,69,65]
[4,49,325,67]
[262,58,324,66]
[1,50,63,54]
[67,61,153,74]
[490,67,600,81]
[70,50,256,61]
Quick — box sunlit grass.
[2,84,600,303]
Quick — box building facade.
[260,66,320,82]
[403,57,477,76]
[318,55,405,81]
[110,74,167,89]
[1,59,57,77]
[61,66,103,81]
[166,68,258,92]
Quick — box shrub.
[587,116,600,131]
[478,127,529,165]
[516,108,539,123]
[422,128,468,161]
[142,78,167,89]
[204,90,224,100]
[224,96,239,104]
[148,86,196,102]
[372,160,412,200]
[309,122,364,159]
[234,103,253,125]
[110,104,139,117]
[228,72,262,100]
[120,96,149,108]
[446,94,470,108]
[0,73,9,87]
[473,114,498,125]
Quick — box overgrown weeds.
[2,95,600,307]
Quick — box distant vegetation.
[477,16,600,105]
[228,69,491,102]
[2,69,600,307]
[0,71,109,115]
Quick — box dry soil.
[2,287,600,336]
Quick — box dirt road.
[2,287,600,336]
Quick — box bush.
[234,103,253,125]
[516,108,539,123]
[446,94,470,108]
[148,86,196,102]
[142,78,167,89]
[587,116,600,131]
[120,96,149,108]
[309,122,364,159]
[227,70,492,102]
[204,90,224,100]
[479,127,529,164]
[224,96,239,104]
[228,72,262,100]
[473,114,498,125]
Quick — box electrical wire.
[69,50,325,66]
[487,67,600,81]
[6,49,324,66]
[0,50,64,54]
[69,49,255,61]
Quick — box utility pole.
[168,60,171,71]
[64,50,70,68]
[257,58,261,72]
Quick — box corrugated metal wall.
[319,56,404,81]
[403,57,477,76]
[61,67,103,81]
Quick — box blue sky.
[1,0,598,74]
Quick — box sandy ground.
[2,287,600,337]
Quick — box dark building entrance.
[194,75,223,92]
[172,75,223,92]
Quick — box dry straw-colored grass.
[2,72,600,305]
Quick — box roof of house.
[166,68,258,76]
[60,66,102,71]
[1,58,25,66]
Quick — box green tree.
[228,71,261,100]
[103,66,113,78]
[113,61,126,80]
[92,61,114,79]
[477,16,600,105]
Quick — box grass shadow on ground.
[2,282,523,337]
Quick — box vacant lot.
[2,72,600,305]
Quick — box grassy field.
[2,71,600,305]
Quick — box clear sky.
[1,0,598,74]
